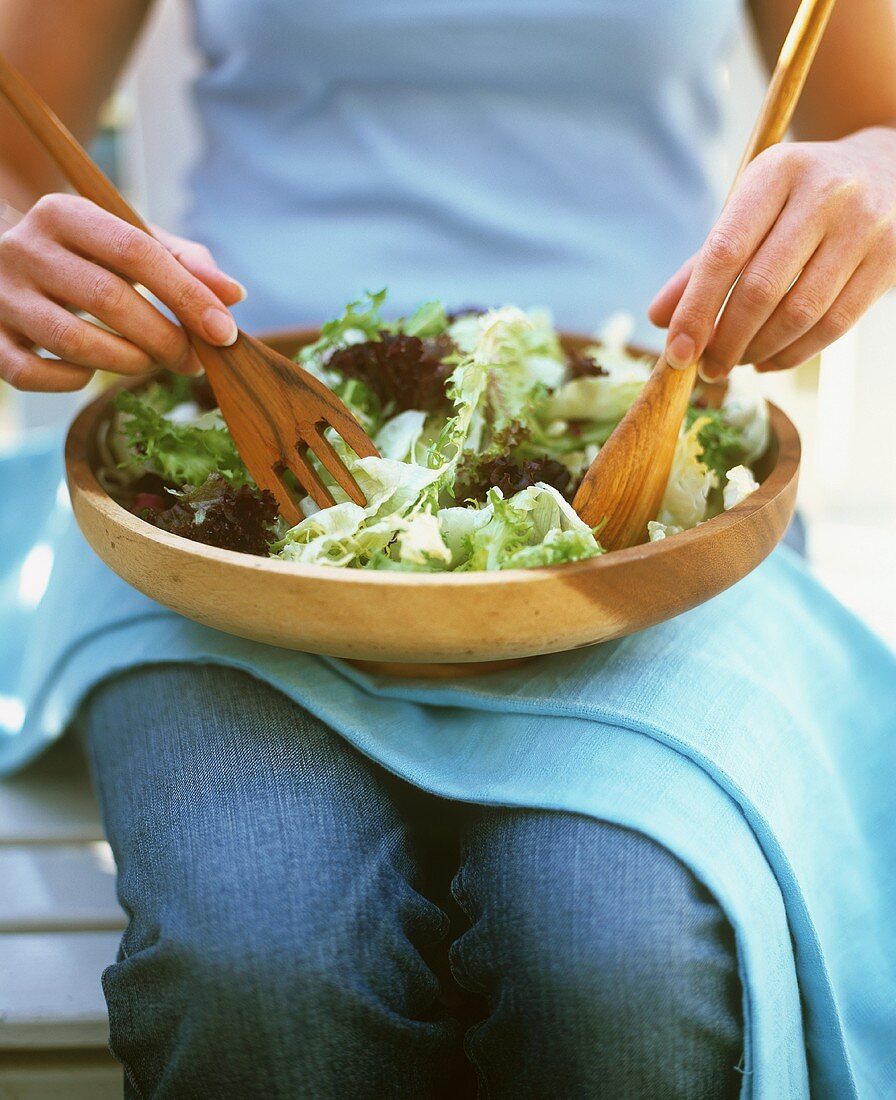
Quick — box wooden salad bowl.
[64,329,801,676]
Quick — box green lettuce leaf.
[429,306,567,491]
[684,405,745,481]
[114,390,249,488]
[273,455,445,568]
[399,300,449,339]
[721,382,770,464]
[394,510,453,567]
[331,455,444,517]
[331,376,384,436]
[533,346,652,474]
[544,350,651,424]
[647,520,685,542]
[501,526,606,569]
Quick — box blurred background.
[1,0,894,645]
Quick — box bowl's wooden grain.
[64,330,801,673]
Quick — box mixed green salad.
[98,291,769,571]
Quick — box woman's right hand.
[0,193,245,392]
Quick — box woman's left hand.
[648,125,896,379]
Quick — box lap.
[79,662,742,1099]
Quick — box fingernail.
[231,280,248,302]
[202,308,238,346]
[185,350,204,376]
[697,362,720,384]
[666,333,695,370]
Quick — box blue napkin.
[3,435,895,1099]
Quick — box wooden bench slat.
[0,845,125,934]
[0,931,118,1050]
[0,738,104,846]
[0,1049,121,1100]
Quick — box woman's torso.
[184,0,740,338]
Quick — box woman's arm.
[0,0,151,205]
[750,0,896,139]
[0,0,242,392]
[649,0,896,378]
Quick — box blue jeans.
[80,665,743,1099]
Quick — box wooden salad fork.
[0,53,379,526]
[572,0,838,548]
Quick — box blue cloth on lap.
[2,436,895,1099]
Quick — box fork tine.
[249,465,304,527]
[286,446,336,511]
[322,405,381,460]
[306,426,367,507]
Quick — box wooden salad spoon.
[0,53,379,526]
[572,0,838,548]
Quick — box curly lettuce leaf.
[474,307,566,427]
[297,288,388,369]
[146,473,278,556]
[684,405,745,481]
[134,373,195,415]
[274,504,448,572]
[271,502,375,567]
[501,526,605,569]
[331,376,385,436]
[298,288,448,369]
[430,307,567,491]
[273,455,445,568]
[394,510,453,567]
[114,390,249,488]
[533,347,651,477]
[457,483,603,572]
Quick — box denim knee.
[81,666,455,1099]
[103,811,454,1098]
[104,907,376,1096]
[450,810,743,1099]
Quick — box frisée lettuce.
[101,290,768,568]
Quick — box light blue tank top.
[182,0,740,340]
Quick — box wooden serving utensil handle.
[0,53,150,233]
[572,0,838,547]
[733,0,840,183]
